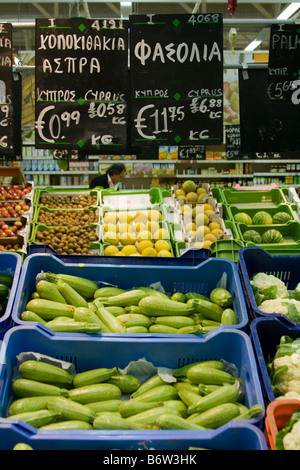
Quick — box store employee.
[89,163,126,190]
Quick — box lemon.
[205,210,215,218]
[133,212,148,225]
[175,189,186,198]
[153,228,169,240]
[137,240,153,254]
[196,187,207,196]
[155,239,171,252]
[197,193,208,202]
[103,231,119,245]
[195,213,209,226]
[119,232,136,245]
[147,221,160,234]
[202,240,213,248]
[103,212,119,224]
[204,233,217,243]
[118,212,133,224]
[203,203,214,212]
[157,250,172,257]
[181,204,193,215]
[121,245,137,256]
[137,230,152,241]
[104,223,118,233]
[185,221,196,233]
[195,225,210,239]
[118,223,134,234]
[104,245,119,256]
[142,247,157,257]
[209,221,221,231]
[148,209,162,221]
[134,222,147,233]
[211,228,224,236]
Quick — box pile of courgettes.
[6,356,262,431]
[0,273,13,319]
[21,272,239,334]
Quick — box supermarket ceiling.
[1,0,300,53]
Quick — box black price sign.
[267,24,300,103]
[225,124,241,159]
[178,145,206,160]
[35,18,129,153]
[0,22,13,155]
[130,13,223,147]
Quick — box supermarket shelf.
[176,173,253,178]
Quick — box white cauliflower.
[277,391,300,401]
[250,272,289,299]
[273,353,300,395]
[283,420,300,450]
[259,298,300,316]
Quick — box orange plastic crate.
[265,399,300,450]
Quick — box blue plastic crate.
[0,253,22,339]
[238,246,300,323]
[0,419,268,450]
[11,254,249,333]
[250,317,300,405]
[0,325,265,443]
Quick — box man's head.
[107,163,126,185]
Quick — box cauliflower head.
[283,420,300,450]
[273,353,300,395]
[259,298,300,317]
[251,273,289,299]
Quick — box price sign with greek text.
[267,24,300,104]
[35,18,129,153]
[0,22,14,155]
[225,124,241,159]
[129,13,223,147]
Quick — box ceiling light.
[277,3,300,20]
[244,39,263,52]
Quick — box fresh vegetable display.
[0,273,13,319]
[233,210,292,226]
[20,272,239,334]
[250,272,300,322]
[275,410,300,450]
[5,355,262,431]
[267,335,300,400]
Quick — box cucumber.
[105,306,126,316]
[126,326,148,333]
[162,400,188,418]
[210,287,232,308]
[12,379,69,398]
[186,403,241,429]
[25,299,75,321]
[152,315,195,329]
[139,296,195,317]
[136,287,169,299]
[186,365,236,386]
[73,306,103,325]
[172,360,225,378]
[221,308,238,325]
[188,384,241,414]
[19,360,73,386]
[124,306,142,314]
[36,280,67,304]
[44,272,98,299]
[56,280,89,308]
[116,313,153,329]
[46,396,96,423]
[93,301,127,333]
[86,400,123,413]
[72,367,118,388]
[107,374,140,394]
[93,412,133,430]
[176,325,203,335]
[178,389,204,407]
[131,374,167,398]
[6,409,60,429]
[21,310,47,325]
[8,396,59,416]
[46,320,102,334]
[187,298,223,322]
[174,382,200,394]
[13,443,34,450]
[101,289,148,307]
[157,413,205,430]
[40,420,93,430]
[185,292,210,301]
[125,406,181,426]
[68,383,121,404]
[148,324,179,334]
[132,384,178,403]
[94,287,126,298]
[118,400,162,418]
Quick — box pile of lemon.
[181,202,225,249]
[102,209,172,257]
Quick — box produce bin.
[0,252,22,339]
[221,188,285,207]
[237,221,300,247]
[227,203,298,225]
[0,419,268,450]
[250,317,300,404]
[238,246,300,322]
[34,188,98,207]
[11,254,249,333]
[99,188,163,209]
[33,206,101,226]
[0,325,265,444]
[210,239,245,263]
[265,399,300,450]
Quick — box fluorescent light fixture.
[277,2,300,20]
[120,2,132,6]
[244,39,263,52]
